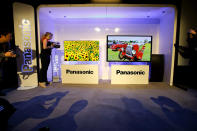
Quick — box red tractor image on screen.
[113,43,145,61]
[111,43,123,51]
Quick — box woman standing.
[39,32,54,88]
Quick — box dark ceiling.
[6,0,182,6]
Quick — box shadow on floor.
[80,97,174,131]
[121,97,174,131]
[31,99,88,131]
[1,86,17,95]
[151,96,197,131]
[8,91,69,130]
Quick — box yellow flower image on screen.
[64,41,99,61]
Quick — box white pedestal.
[61,65,98,84]
[111,65,149,84]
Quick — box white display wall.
[13,2,38,89]
[159,10,176,85]
[54,18,159,80]
[38,5,176,84]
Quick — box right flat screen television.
[107,35,152,62]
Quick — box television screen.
[107,35,152,62]
[64,41,99,61]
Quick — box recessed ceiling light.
[114,28,120,32]
[94,27,101,32]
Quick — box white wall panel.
[54,18,160,80]
[159,8,175,84]
[13,2,38,89]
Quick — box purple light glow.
[39,7,174,19]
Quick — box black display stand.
[150,54,164,82]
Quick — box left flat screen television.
[64,41,99,61]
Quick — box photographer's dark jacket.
[187,34,197,53]
[0,42,10,63]
[187,34,197,66]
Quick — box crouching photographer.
[0,30,17,96]
[39,32,60,88]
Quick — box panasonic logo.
[21,19,33,72]
[116,70,145,75]
[66,69,94,74]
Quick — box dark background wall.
[0,1,14,31]
[178,0,197,66]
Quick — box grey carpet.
[1,81,197,131]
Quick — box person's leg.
[39,67,44,82]
[39,56,45,82]
[0,65,6,96]
[41,55,50,83]
[44,55,51,83]
[39,54,48,88]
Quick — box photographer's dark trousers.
[0,59,18,89]
[189,53,197,87]
[0,64,4,92]
[39,53,51,83]
[0,61,8,87]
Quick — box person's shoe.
[0,92,6,96]
[39,82,47,88]
[46,81,52,86]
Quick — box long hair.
[41,32,53,42]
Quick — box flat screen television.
[107,35,152,62]
[64,41,99,61]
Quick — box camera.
[48,41,60,48]
[8,49,16,54]
[53,42,60,48]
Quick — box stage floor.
[2,82,197,131]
